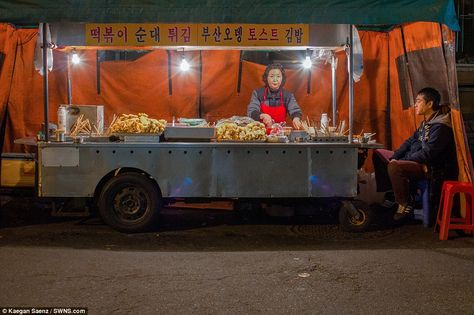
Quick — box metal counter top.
[35,140,383,149]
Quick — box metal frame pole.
[331,52,337,127]
[96,50,101,95]
[348,25,354,143]
[67,51,72,104]
[42,23,49,142]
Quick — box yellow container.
[1,158,35,188]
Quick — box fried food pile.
[108,113,166,134]
[216,121,266,141]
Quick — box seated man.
[373,87,458,221]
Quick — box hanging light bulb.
[302,54,312,69]
[180,53,190,71]
[71,49,80,64]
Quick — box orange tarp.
[0,22,471,182]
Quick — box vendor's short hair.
[418,87,441,110]
[262,63,286,88]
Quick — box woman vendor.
[247,63,303,129]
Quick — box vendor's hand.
[292,117,302,130]
[260,113,273,127]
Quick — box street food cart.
[1,1,468,233]
[31,22,381,233]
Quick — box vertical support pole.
[42,23,49,142]
[199,51,203,118]
[237,51,243,94]
[67,51,72,104]
[167,50,172,95]
[306,48,311,95]
[331,52,337,127]
[385,42,392,149]
[306,68,311,95]
[96,50,101,95]
[348,25,354,143]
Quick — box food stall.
[0,1,469,233]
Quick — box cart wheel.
[339,200,373,232]
[98,172,161,233]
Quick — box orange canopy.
[0,22,471,182]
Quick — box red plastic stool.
[435,181,474,240]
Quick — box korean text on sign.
[85,24,309,47]
[86,24,199,46]
[197,24,308,46]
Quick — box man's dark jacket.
[392,109,458,211]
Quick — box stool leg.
[422,184,430,227]
[435,185,446,233]
[439,190,454,241]
[467,193,472,224]
[464,193,472,235]
[468,193,474,237]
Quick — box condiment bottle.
[57,106,67,132]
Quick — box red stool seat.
[435,181,474,240]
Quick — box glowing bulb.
[180,57,190,71]
[71,52,80,64]
[303,55,312,69]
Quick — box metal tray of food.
[267,136,289,143]
[112,133,162,142]
[216,139,267,143]
[164,126,215,140]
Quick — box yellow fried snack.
[109,113,166,134]
[216,121,266,141]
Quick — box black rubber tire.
[98,173,161,233]
[339,200,373,232]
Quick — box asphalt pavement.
[0,195,473,314]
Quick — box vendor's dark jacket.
[247,87,302,121]
[392,109,458,180]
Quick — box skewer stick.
[86,120,92,134]
[107,114,117,135]
[70,119,80,137]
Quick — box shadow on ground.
[1,195,473,252]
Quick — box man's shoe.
[393,204,414,221]
[381,199,396,208]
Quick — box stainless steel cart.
[37,140,382,232]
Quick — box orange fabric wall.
[0,25,396,153]
[0,24,20,152]
[388,23,472,183]
[2,28,68,153]
[388,22,453,149]
[202,30,389,144]
[0,21,471,184]
[69,50,200,124]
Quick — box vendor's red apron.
[260,88,286,134]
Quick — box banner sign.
[85,24,309,47]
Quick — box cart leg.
[339,200,373,232]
